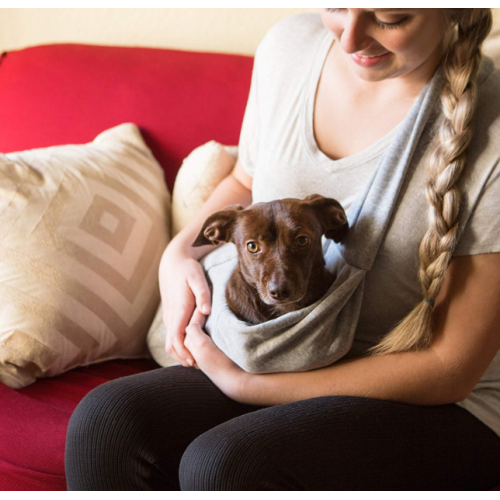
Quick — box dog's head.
[193,194,348,306]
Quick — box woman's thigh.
[65,365,266,490]
[179,395,500,491]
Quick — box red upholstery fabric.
[0,43,253,491]
[0,44,253,191]
[0,359,159,491]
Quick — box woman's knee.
[178,417,289,491]
[65,366,251,489]
[66,376,140,449]
[65,368,197,490]
[66,367,193,458]
[65,375,155,484]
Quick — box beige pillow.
[146,302,180,368]
[171,140,238,236]
[147,141,237,367]
[0,123,171,388]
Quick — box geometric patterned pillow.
[0,124,170,388]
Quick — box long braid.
[369,9,493,355]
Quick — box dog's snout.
[268,281,291,301]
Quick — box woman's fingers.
[184,307,209,370]
[184,319,207,371]
[187,272,212,315]
[164,340,185,367]
[189,306,208,329]
[165,294,196,367]
[159,252,212,369]
[166,332,194,367]
[164,320,189,367]
[173,333,194,367]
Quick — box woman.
[65,9,500,490]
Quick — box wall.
[1,8,499,62]
[0,8,317,55]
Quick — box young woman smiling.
[66,9,500,490]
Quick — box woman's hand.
[159,242,212,368]
[184,307,248,402]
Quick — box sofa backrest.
[0,43,254,191]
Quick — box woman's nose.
[339,12,373,54]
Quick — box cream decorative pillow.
[171,140,238,236]
[0,123,171,389]
[146,302,180,368]
[147,141,237,367]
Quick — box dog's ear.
[192,205,245,247]
[304,194,349,243]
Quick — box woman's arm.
[236,253,500,406]
[159,158,252,366]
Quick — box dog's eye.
[246,241,260,253]
[296,235,310,247]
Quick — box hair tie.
[424,298,435,307]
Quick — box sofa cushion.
[0,123,170,388]
[0,44,253,191]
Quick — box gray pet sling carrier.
[200,64,445,374]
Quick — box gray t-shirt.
[238,13,500,437]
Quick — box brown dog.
[193,194,349,325]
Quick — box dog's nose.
[268,281,291,301]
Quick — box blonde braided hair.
[369,8,493,355]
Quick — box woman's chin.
[350,64,399,83]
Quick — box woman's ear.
[192,205,245,247]
[303,194,349,243]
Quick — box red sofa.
[0,43,499,492]
[0,43,252,491]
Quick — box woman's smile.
[351,51,391,67]
[321,8,452,88]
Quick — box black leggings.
[65,365,500,490]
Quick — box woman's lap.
[65,365,263,490]
[65,365,500,491]
[181,394,500,490]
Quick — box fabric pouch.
[202,239,365,373]
[201,63,446,374]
